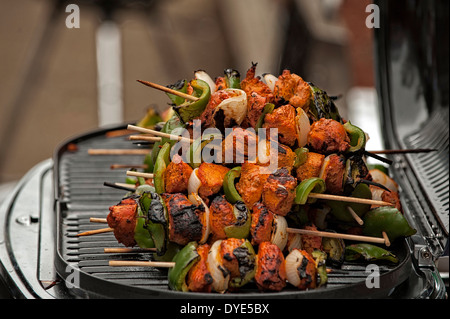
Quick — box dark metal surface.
[52,125,414,299]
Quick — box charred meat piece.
[209,195,235,242]
[161,193,203,246]
[220,238,256,289]
[164,155,193,193]
[197,163,230,202]
[307,118,350,154]
[243,92,273,129]
[250,202,274,246]
[262,168,297,216]
[186,244,213,292]
[319,154,346,195]
[286,249,317,290]
[263,104,297,147]
[273,69,311,109]
[295,152,325,182]
[221,127,259,164]
[215,76,227,91]
[200,89,240,128]
[259,137,297,173]
[255,242,287,292]
[240,63,274,100]
[301,224,323,255]
[370,186,403,212]
[235,162,270,208]
[107,196,139,247]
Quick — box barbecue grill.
[0,0,448,299]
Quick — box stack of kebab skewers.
[80,63,417,293]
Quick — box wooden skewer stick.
[77,227,113,236]
[129,135,162,142]
[286,227,388,246]
[137,80,199,102]
[382,231,391,247]
[110,164,149,170]
[368,148,437,154]
[127,124,194,143]
[109,260,175,268]
[126,170,154,179]
[346,206,364,225]
[88,149,150,155]
[90,217,107,223]
[308,193,393,206]
[104,248,157,253]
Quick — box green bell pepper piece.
[363,207,416,242]
[229,239,256,288]
[134,208,155,249]
[224,201,251,239]
[293,147,309,169]
[224,68,241,89]
[140,192,168,256]
[343,121,366,153]
[294,177,326,205]
[255,103,275,130]
[166,79,189,106]
[168,241,200,291]
[345,243,399,263]
[135,108,163,128]
[173,79,211,123]
[153,142,172,194]
[328,183,372,223]
[311,250,328,287]
[223,167,243,204]
[308,83,343,123]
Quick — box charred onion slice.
[188,193,211,244]
[207,240,230,293]
[295,107,311,147]
[270,214,288,251]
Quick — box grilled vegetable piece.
[327,183,372,223]
[223,167,243,204]
[235,162,270,208]
[263,104,297,146]
[250,202,274,246]
[255,242,287,292]
[294,177,326,205]
[140,192,168,255]
[311,250,328,287]
[173,79,211,123]
[224,68,241,89]
[197,162,230,202]
[107,196,139,247]
[343,121,367,153]
[308,83,342,122]
[285,249,317,290]
[322,232,346,267]
[186,243,213,292]
[220,238,256,289]
[164,155,193,193]
[262,168,297,216]
[168,241,200,292]
[273,69,311,109]
[153,142,172,194]
[343,155,370,194]
[363,207,416,242]
[162,193,204,246]
[345,243,399,263]
[307,118,350,154]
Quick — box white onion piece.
[187,168,202,195]
[207,240,230,293]
[318,155,331,181]
[309,205,331,230]
[263,73,278,92]
[369,169,399,192]
[194,70,216,93]
[370,186,384,202]
[214,89,248,125]
[295,108,310,147]
[188,193,210,244]
[270,215,288,251]
[286,233,302,252]
[285,249,303,287]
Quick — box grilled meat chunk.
[286,249,317,290]
[197,163,230,202]
[262,168,297,216]
[263,104,297,147]
[221,127,259,164]
[250,202,274,246]
[296,151,325,182]
[161,193,203,246]
[200,89,241,128]
[259,137,296,173]
[319,154,346,195]
[107,196,138,247]
[301,224,323,255]
[240,63,274,99]
[307,118,350,154]
[164,155,193,193]
[187,244,213,292]
[235,162,270,209]
[209,195,235,242]
[273,69,311,109]
[255,242,287,292]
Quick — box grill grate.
[54,125,411,298]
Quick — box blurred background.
[0,0,377,191]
